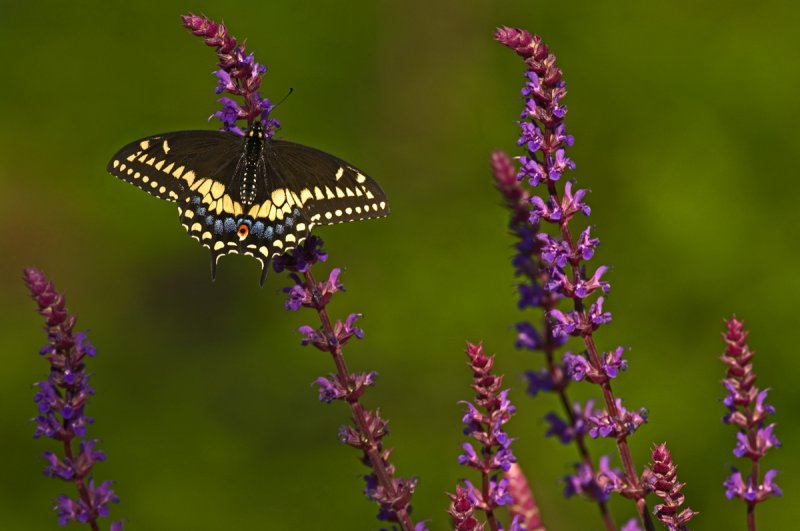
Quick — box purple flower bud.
[448,483,484,531]
[650,443,698,530]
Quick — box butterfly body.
[108,122,389,285]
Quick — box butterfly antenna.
[273,87,294,109]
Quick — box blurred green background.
[1,1,797,529]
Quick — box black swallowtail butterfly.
[107,122,389,285]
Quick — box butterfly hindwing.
[107,131,242,203]
[178,188,310,285]
[267,140,390,226]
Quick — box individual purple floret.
[278,238,419,530]
[455,342,520,530]
[182,13,280,136]
[720,318,781,529]
[648,443,698,531]
[564,455,624,503]
[496,26,653,529]
[24,268,122,531]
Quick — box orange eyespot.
[237,224,250,238]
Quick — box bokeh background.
[1,1,797,529]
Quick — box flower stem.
[747,458,759,531]
[302,268,415,531]
[62,437,100,531]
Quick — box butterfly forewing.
[267,140,389,226]
[107,131,243,202]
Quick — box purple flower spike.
[182,13,279,136]
[24,268,121,528]
[455,343,519,529]
[720,317,782,521]
[496,26,654,528]
[275,237,418,528]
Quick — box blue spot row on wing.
[186,196,308,244]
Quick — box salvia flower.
[279,238,418,529]
[544,400,593,445]
[455,342,519,529]
[648,443,698,531]
[24,268,122,530]
[720,318,781,520]
[182,13,280,136]
[496,26,653,529]
[492,33,616,530]
[564,455,624,503]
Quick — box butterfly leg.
[259,259,270,288]
[210,251,218,281]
